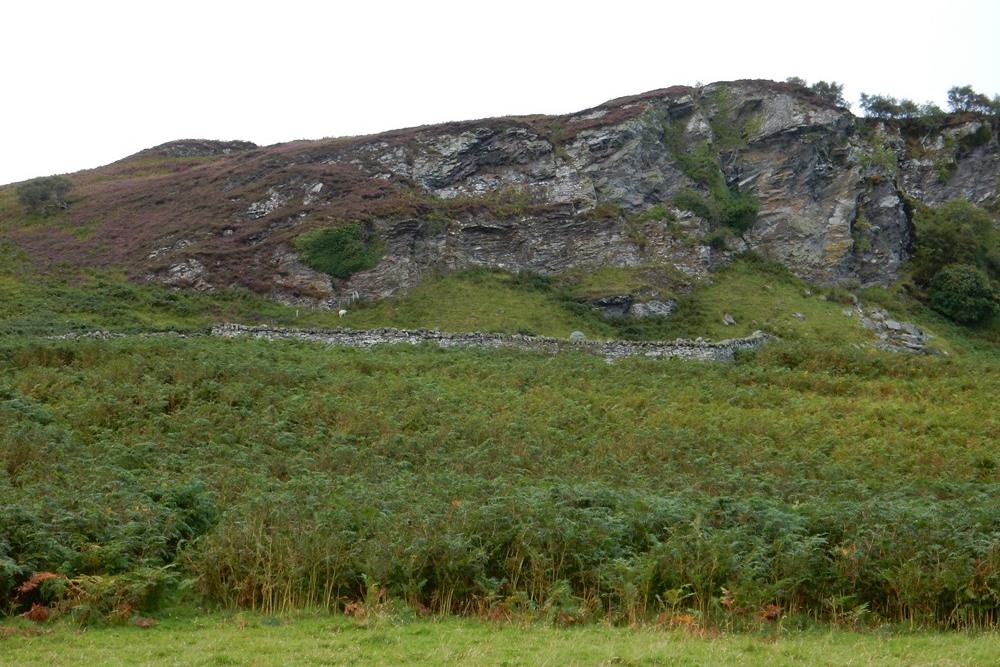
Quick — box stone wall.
[211,324,772,363]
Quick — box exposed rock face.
[897,119,1000,207]
[141,139,258,158]
[295,81,994,306]
[9,81,997,308]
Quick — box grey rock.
[163,259,212,291]
[723,313,737,326]
[592,295,633,318]
[629,300,677,319]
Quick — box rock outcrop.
[5,80,998,309]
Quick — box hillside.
[2,80,1000,632]
[1,79,998,313]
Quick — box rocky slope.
[2,80,998,309]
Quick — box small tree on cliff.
[947,85,993,114]
[785,77,848,107]
[809,80,848,107]
[16,175,73,215]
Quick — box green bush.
[294,223,383,279]
[635,204,672,223]
[717,189,759,237]
[704,229,728,250]
[673,188,714,220]
[911,199,1000,285]
[668,134,759,240]
[16,175,72,215]
[928,264,999,324]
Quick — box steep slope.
[1,80,997,310]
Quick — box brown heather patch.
[4,142,428,290]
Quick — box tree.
[911,199,1000,285]
[15,176,73,215]
[809,80,848,108]
[785,78,848,107]
[859,93,902,119]
[928,264,999,324]
[947,85,992,114]
[911,199,1000,325]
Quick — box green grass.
[0,272,314,335]
[344,268,619,338]
[3,613,1000,666]
[344,255,911,345]
[559,264,685,301]
[642,255,872,343]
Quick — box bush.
[947,85,994,114]
[673,188,714,220]
[718,189,759,237]
[928,264,999,324]
[958,123,992,154]
[16,176,72,215]
[704,230,728,250]
[294,222,383,279]
[911,199,1000,285]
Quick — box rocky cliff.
[4,80,998,308]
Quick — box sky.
[3,0,999,186]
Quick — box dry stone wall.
[211,324,772,363]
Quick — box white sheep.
[339,309,347,318]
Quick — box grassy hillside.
[1,255,999,629]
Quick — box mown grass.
[3,613,1000,666]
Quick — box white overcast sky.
[2,0,999,186]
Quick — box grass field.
[3,613,1000,666]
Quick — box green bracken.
[0,253,997,632]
